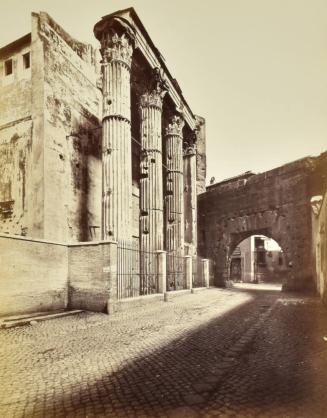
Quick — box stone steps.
[0,310,84,329]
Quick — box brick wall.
[0,234,68,316]
[0,234,118,317]
[68,241,117,313]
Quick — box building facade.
[230,235,287,283]
[0,8,206,253]
[0,8,209,315]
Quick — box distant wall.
[312,192,327,306]
[0,234,117,317]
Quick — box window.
[257,250,266,265]
[23,52,30,69]
[4,59,13,76]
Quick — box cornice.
[99,10,196,130]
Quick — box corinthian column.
[94,17,135,241]
[139,68,168,294]
[139,68,168,253]
[165,115,185,256]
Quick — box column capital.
[94,16,135,67]
[183,142,197,156]
[165,115,185,137]
[140,67,169,110]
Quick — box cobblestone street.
[1,285,327,418]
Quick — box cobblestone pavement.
[1,285,327,418]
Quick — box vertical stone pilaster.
[156,250,167,293]
[94,17,135,241]
[202,258,210,288]
[165,115,185,256]
[183,143,197,256]
[184,255,192,290]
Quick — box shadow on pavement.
[38,286,327,417]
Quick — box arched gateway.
[198,153,327,290]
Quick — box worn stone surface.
[198,153,327,290]
[0,35,32,236]
[195,115,206,195]
[41,12,102,242]
[0,13,102,242]
[1,286,327,417]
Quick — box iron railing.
[117,241,160,299]
[139,248,159,295]
[117,240,140,299]
[166,253,185,291]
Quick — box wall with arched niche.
[198,153,327,290]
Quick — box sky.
[1,0,327,183]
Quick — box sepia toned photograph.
[0,0,327,417]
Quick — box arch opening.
[228,235,288,289]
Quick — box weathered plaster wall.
[0,234,68,316]
[312,192,327,306]
[198,154,327,290]
[0,39,32,236]
[36,12,102,242]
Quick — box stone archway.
[198,154,327,290]
[227,232,289,285]
[209,213,296,288]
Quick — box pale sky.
[1,0,327,183]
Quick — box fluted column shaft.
[183,144,197,256]
[165,116,185,256]
[139,69,167,294]
[140,103,164,251]
[98,30,134,241]
[139,71,167,254]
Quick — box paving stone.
[0,287,327,417]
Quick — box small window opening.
[4,59,13,76]
[23,52,30,69]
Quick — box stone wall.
[312,192,327,306]
[37,12,102,242]
[0,36,32,236]
[0,234,117,317]
[198,153,327,290]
